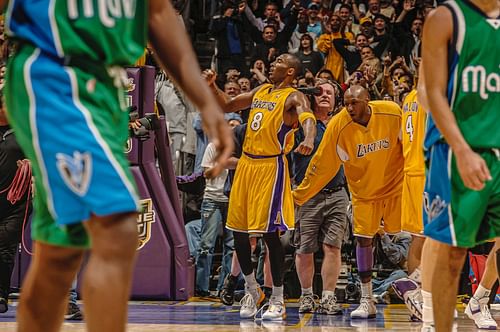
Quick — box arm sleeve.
[293,119,342,205]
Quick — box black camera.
[128,106,160,140]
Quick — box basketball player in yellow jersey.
[294,85,404,320]
[205,53,316,321]
[391,89,428,322]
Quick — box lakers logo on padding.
[137,199,156,250]
[56,151,92,196]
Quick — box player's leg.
[408,235,425,275]
[80,212,138,332]
[234,231,264,319]
[350,198,380,319]
[424,238,466,332]
[262,231,286,320]
[17,242,84,332]
[465,243,498,329]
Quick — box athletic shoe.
[392,277,419,300]
[65,302,83,320]
[240,288,265,319]
[404,288,423,321]
[0,298,8,314]
[350,297,377,319]
[317,295,342,315]
[298,294,317,313]
[465,296,497,330]
[262,296,286,321]
[220,274,238,306]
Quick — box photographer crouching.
[0,92,32,313]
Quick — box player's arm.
[293,118,341,206]
[149,0,233,178]
[286,91,316,156]
[203,69,260,113]
[422,7,491,191]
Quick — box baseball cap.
[359,17,373,26]
[307,3,319,10]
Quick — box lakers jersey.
[402,90,426,176]
[243,84,297,156]
[294,100,404,204]
[6,0,147,65]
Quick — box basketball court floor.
[0,298,493,331]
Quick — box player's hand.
[454,148,492,191]
[202,69,217,87]
[294,138,314,155]
[200,105,234,179]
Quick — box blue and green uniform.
[4,0,148,247]
[423,0,500,247]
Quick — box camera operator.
[292,79,349,315]
[0,96,31,313]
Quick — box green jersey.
[6,0,147,66]
[444,0,500,148]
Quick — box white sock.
[361,282,372,299]
[474,284,491,300]
[301,287,313,296]
[322,290,335,299]
[409,267,422,284]
[243,273,258,290]
[272,286,284,301]
[422,290,433,325]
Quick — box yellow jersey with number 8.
[243,84,297,156]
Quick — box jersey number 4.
[405,115,414,142]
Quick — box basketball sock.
[272,286,284,302]
[361,282,373,299]
[301,287,313,296]
[322,290,335,299]
[409,267,422,284]
[243,273,258,290]
[474,284,491,300]
[422,290,433,325]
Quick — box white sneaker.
[298,294,317,313]
[465,296,498,330]
[404,288,423,321]
[318,295,342,315]
[262,296,286,321]
[240,288,265,319]
[350,297,377,319]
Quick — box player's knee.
[90,213,138,259]
[448,246,467,272]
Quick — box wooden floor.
[0,299,495,331]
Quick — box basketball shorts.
[423,143,500,248]
[226,153,294,233]
[352,194,402,237]
[401,173,425,236]
[4,43,139,248]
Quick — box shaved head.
[345,85,370,101]
[344,85,371,126]
[284,54,302,79]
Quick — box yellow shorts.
[227,154,294,233]
[352,194,402,237]
[401,173,425,235]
